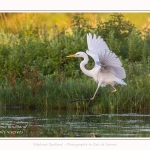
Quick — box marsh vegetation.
[0,13,150,113]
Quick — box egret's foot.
[111,86,117,93]
[111,89,117,93]
[90,97,95,100]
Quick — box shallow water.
[0,108,150,137]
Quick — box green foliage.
[96,13,135,58]
[0,13,150,79]
[0,13,150,112]
[127,28,144,61]
[143,29,150,57]
[71,13,94,35]
[0,58,149,112]
[105,30,121,55]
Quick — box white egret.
[66,33,127,100]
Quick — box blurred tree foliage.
[96,13,135,58]
[0,13,150,81]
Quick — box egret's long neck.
[80,55,92,77]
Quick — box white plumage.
[66,33,127,100]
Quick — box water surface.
[0,109,150,137]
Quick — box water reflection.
[0,108,150,137]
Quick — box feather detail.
[86,33,126,79]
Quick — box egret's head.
[66,52,86,58]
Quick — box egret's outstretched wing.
[98,48,126,79]
[87,33,109,52]
[86,33,109,67]
[86,33,126,79]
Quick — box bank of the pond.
[0,60,149,113]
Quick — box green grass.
[0,58,149,113]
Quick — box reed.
[0,58,149,113]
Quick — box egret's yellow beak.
[66,54,76,58]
